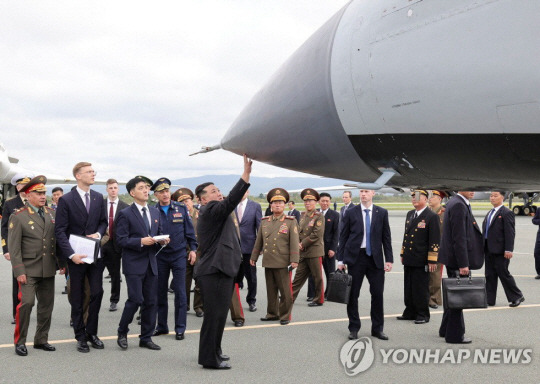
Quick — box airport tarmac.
[0,209,538,383]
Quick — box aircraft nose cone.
[221,3,374,181]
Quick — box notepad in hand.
[153,235,170,241]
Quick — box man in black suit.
[438,191,484,344]
[2,173,33,325]
[482,191,524,307]
[101,179,129,312]
[340,191,355,218]
[55,162,108,353]
[337,189,393,341]
[115,176,168,351]
[531,208,540,279]
[194,155,252,370]
[308,192,339,300]
[287,201,301,223]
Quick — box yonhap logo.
[339,337,375,376]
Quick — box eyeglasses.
[79,170,96,176]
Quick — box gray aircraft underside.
[218,0,540,191]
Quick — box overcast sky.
[0,0,349,182]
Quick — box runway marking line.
[1,304,539,349]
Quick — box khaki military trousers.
[265,268,293,321]
[429,263,443,306]
[229,283,245,324]
[292,256,324,304]
[14,276,55,345]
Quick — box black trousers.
[307,252,336,297]
[235,253,257,305]
[102,242,122,304]
[402,265,430,321]
[198,272,234,367]
[439,269,465,343]
[485,250,522,304]
[347,250,385,333]
[118,268,157,342]
[534,232,540,275]
[67,259,104,341]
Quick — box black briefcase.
[442,274,487,310]
[326,270,352,304]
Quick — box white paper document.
[69,235,100,264]
[153,235,170,242]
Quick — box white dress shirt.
[134,202,152,230]
[360,203,373,249]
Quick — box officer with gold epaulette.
[8,176,66,356]
[251,188,299,325]
[171,188,204,318]
[291,188,325,306]
[397,190,440,324]
[151,178,197,341]
[427,190,447,308]
[2,173,33,325]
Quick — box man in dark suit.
[340,191,355,218]
[194,155,252,370]
[115,176,168,351]
[235,190,262,312]
[308,192,339,300]
[438,191,484,344]
[2,173,32,325]
[101,179,129,312]
[532,208,540,279]
[482,191,524,307]
[337,189,393,341]
[287,201,301,223]
[397,190,440,324]
[55,162,108,353]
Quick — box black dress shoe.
[62,287,68,294]
[69,320,73,327]
[414,319,429,324]
[429,304,438,309]
[234,321,244,327]
[11,318,15,325]
[153,329,169,336]
[139,340,161,350]
[220,354,230,361]
[306,297,313,301]
[175,333,184,340]
[447,337,472,344]
[371,331,389,340]
[15,344,28,356]
[109,302,117,312]
[308,302,323,307]
[280,320,290,325]
[105,274,111,279]
[34,343,56,351]
[167,288,174,294]
[260,316,279,321]
[348,331,358,340]
[203,361,231,369]
[509,296,525,307]
[249,303,257,312]
[396,316,413,320]
[117,334,128,350]
[195,310,204,317]
[77,340,90,353]
[488,303,496,306]
[535,275,540,280]
[86,334,104,349]
[138,320,141,325]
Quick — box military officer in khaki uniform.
[251,188,299,325]
[291,189,325,306]
[8,176,66,356]
[172,188,203,317]
[427,190,447,308]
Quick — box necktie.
[485,208,495,239]
[142,207,151,234]
[364,209,371,256]
[342,205,348,217]
[109,202,115,238]
[38,208,45,220]
[237,203,244,223]
[85,192,90,213]
[413,211,418,220]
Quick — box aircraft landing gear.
[509,192,539,216]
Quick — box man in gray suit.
[194,155,252,370]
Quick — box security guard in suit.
[171,188,204,317]
[2,173,33,325]
[251,188,299,325]
[291,189,325,306]
[8,176,66,356]
[397,190,440,324]
[428,190,446,308]
[151,178,197,341]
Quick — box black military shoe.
[15,344,28,356]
